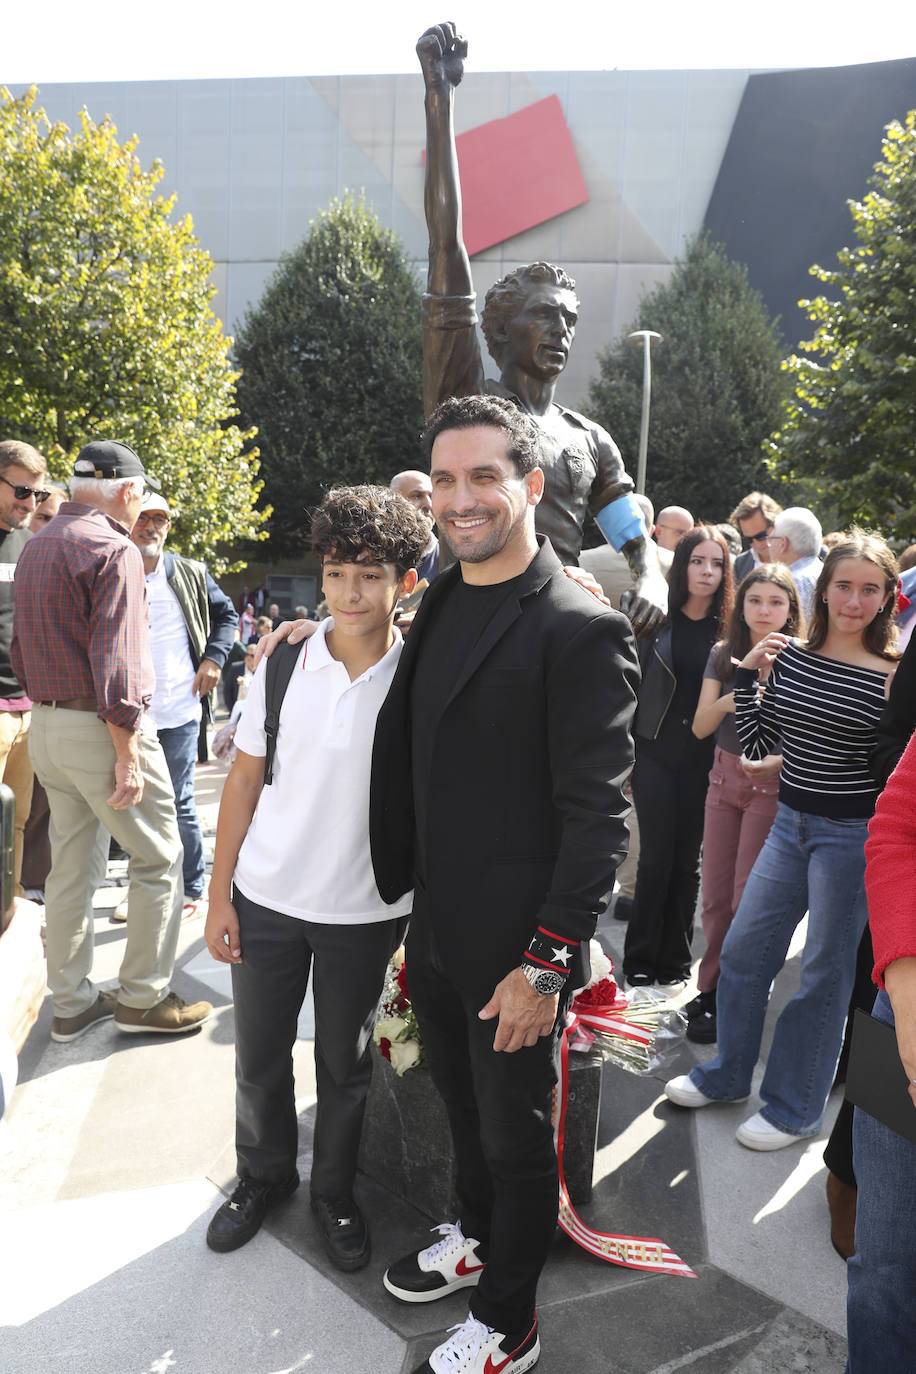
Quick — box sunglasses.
[745,525,774,545]
[0,474,51,503]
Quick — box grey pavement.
[1,752,851,1373]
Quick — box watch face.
[533,969,566,996]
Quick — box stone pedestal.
[358,1044,602,1220]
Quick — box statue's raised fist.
[417,21,468,89]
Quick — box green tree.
[766,112,916,535]
[586,234,789,526]
[0,86,265,572]
[234,193,424,556]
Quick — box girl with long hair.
[685,565,804,1043]
[622,525,734,992]
[666,529,899,1149]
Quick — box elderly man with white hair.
[10,440,212,1042]
[769,507,824,620]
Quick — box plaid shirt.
[11,502,153,730]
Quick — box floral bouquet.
[374,945,425,1076]
[569,941,685,1075]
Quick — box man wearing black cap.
[11,440,212,1040]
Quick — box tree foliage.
[765,112,916,536]
[234,193,425,557]
[586,234,789,525]
[0,86,265,572]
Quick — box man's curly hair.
[311,484,430,576]
[481,262,578,369]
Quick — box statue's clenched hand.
[417,22,468,89]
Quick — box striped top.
[734,639,890,819]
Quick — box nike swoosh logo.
[455,1256,485,1277]
[483,1355,512,1374]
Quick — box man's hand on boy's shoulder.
[253,618,318,667]
[205,894,242,964]
[562,565,610,606]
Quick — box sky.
[4,0,916,85]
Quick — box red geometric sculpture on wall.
[425,94,589,257]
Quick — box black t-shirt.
[409,571,526,880]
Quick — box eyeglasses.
[745,525,775,545]
[0,474,51,503]
[135,513,170,529]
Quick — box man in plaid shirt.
[11,440,212,1041]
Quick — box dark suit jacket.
[733,549,755,586]
[369,538,640,996]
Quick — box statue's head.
[481,263,579,375]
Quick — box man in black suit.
[371,394,640,1374]
[729,491,782,584]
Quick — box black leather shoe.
[206,1172,299,1253]
[311,1194,371,1271]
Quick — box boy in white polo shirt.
[203,485,429,1270]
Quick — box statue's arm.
[418,22,472,298]
[585,419,668,636]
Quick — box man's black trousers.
[406,913,564,1337]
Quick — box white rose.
[391,945,406,971]
[389,1038,422,1075]
[376,1015,408,1043]
[586,939,613,986]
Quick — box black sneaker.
[686,1009,718,1043]
[206,1172,299,1253]
[384,1221,486,1303]
[311,1194,371,1271]
[613,895,634,923]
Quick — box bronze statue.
[417,21,666,633]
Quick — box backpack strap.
[263,640,305,785]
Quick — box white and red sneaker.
[412,1314,540,1374]
[384,1221,486,1303]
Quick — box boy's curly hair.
[311,484,431,577]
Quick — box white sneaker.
[664,1074,749,1109]
[736,1111,804,1151]
[415,1314,540,1374]
[384,1221,486,1303]
[182,895,208,921]
[111,891,129,922]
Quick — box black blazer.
[369,539,640,995]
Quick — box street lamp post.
[626,330,663,496]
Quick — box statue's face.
[503,283,578,381]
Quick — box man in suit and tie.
[370,393,639,1374]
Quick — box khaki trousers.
[29,706,183,1018]
[0,707,34,893]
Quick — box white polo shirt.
[232,619,411,925]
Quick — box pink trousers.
[697,746,779,992]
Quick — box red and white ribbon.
[554,1007,696,1279]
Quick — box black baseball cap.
[72,439,161,491]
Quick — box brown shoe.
[115,991,213,1035]
[826,1170,857,1260]
[51,989,117,1043]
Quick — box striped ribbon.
[554,1008,697,1279]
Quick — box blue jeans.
[846,991,916,1371]
[691,803,869,1135]
[157,717,205,899]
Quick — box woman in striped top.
[665,529,898,1150]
